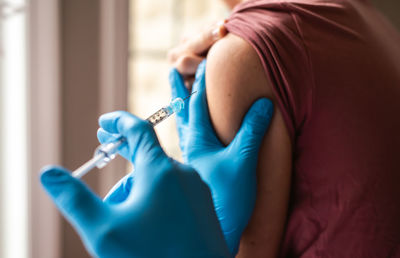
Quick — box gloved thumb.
[40,166,107,233]
[229,98,274,155]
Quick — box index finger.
[99,111,130,134]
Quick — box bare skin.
[206,33,292,257]
[169,0,400,256]
[169,1,293,256]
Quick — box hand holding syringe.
[72,92,196,178]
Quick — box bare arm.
[206,34,292,257]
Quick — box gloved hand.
[169,61,274,255]
[41,112,231,258]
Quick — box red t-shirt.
[226,0,400,257]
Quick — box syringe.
[72,93,195,178]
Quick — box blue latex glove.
[169,61,274,255]
[41,112,231,258]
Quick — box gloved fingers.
[103,172,134,204]
[97,128,130,160]
[223,231,241,257]
[229,98,274,156]
[169,68,189,125]
[98,110,129,134]
[188,60,221,144]
[40,166,107,231]
[99,111,168,167]
[97,128,120,143]
[169,68,190,99]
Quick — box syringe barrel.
[73,97,186,178]
[146,107,172,126]
[146,97,184,126]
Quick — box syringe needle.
[183,91,197,101]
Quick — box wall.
[370,0,400,31]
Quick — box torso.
[226,0,400,256]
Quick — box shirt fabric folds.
[226,0,400,256]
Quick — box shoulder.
[205,33,274,144]
[206,33,271,97]
[205,32,293,256]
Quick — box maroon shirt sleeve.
[226,1,315,142]
[225,0,400,257]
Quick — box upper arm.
[206,33,292,257]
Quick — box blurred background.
[0,0,398,257]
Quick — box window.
[0,1,28,257]
[129,0,227,159]
[0,1,229,257]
